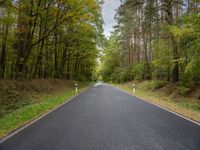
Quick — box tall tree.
[0,0,104,81]
[101,0,200,85]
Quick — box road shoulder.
[112,84,200,126]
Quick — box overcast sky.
[102,0,121,37]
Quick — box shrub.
[131,63,146,80]
[140,80,167,90]
[152,80,168,89]
[175,86,190,96]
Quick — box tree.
[101,0,200,86]
[0,0,104,81]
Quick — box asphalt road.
[1,83,200,150]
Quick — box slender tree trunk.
[15,0,33,79]
[171,36,179,83]
[44,44,50,78]
[59,47,67,78]
[0,16,9,78]
[54,32,58,78]
[38,40,45,78]
[142,27,151,80]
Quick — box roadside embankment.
[0,80,90,138]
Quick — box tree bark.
[0,14,9,78]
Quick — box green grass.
[0,87,88,138]
[115,83,200,123]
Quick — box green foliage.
[139,80,167,90]
[101,34,121,82]
[130,63,147,80]
[0,0,104,81]
[101,3,200,89]
[152,39,172,80]
[110,67,128,83]
[169,14,200,85]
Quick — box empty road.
[1,83,200,150]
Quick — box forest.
[0,0,200,140]
[0,0,103,81]
[0,0,104,137]
[2,0,199,85]
[101,0,200,88]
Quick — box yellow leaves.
[67,0,78,5]
[81,13,95,21]
[81,23,93,31]
[169,25,195,42]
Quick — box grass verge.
[115,83,200,123]
[0,84,89,139]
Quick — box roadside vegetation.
[0,0,103,138]
[101,0,200,122]
[0,80,89,138]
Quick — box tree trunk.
[0,16,9,78]
[15,0,33,79]
[54,32,58,78]
[172,37,179,83]
[59,48,68,78]
[164,0,179,83]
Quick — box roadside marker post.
[132,83,136,93]
[75,83,78,92]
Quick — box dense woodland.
[0,0,103,81]
[101,0,200,87]
[1,0,200,87]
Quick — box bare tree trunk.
[54,32,58,78]
[15,0,33,79]
[171,36,179,83]
[59,47,68,78]
[0,14,9,78]
[44,44,50,78]
[142,26,151,80]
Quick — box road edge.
[111,84,200,126]
[0,86,92,144]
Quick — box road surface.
[1,83,200,150]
